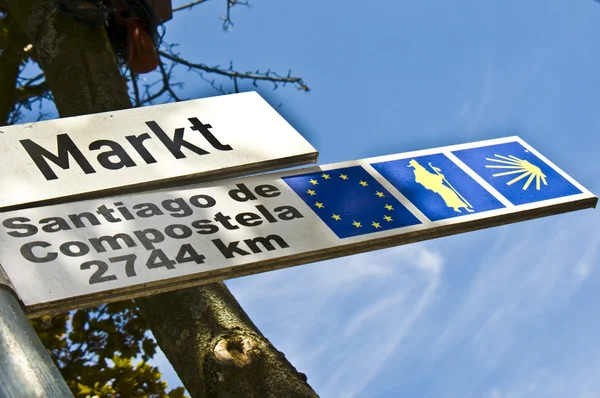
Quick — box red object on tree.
[126,18,159,73]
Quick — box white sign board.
[0,91,317,211]
[0,136,595,317]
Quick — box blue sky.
[22,0,600,396]
[153,0,600,396]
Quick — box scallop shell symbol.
[485,154,548,191]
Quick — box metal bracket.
[0,265,19,300]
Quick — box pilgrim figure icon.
[407,159,474,214]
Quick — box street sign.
[0,91,317,211]
[0,136,595,317]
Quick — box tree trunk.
[6,1,318,396]
[136,283,318,398]
[0,11,29,125]
[4,0,130,116]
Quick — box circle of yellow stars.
[305,171,396,230]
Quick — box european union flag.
[452,141,582,206]
[282,166,421,239]
[371,154,505,221]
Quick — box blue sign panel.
[371,154,505,221]
[283,166,421,238]
[452,141,582,206]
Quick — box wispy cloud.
[458,60,495,131]
[149,210,600,398]
[484,360,600,398]
[227,244,444,398]
[573,228,600,282]
[423,211,600,397]
[471,65,494,128]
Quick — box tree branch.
[173,0,247,32]
[158,60,182,101]
[129,69,141,107]
[137,58,183,105]
[9,72,52,123]
[221,0,249,30]
[173,0,210,13]
[24,72,44,86]
[158,49,310,92]
[15,81,49,103]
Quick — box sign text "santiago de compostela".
[0,136,595,317]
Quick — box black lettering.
[228,183,257,202]
[68,212,101,228]
[244,234,289,254]
[212,238,250,259]
[133,203,164,218]
[89,233,137,253]
[162,198,193,218]
[255,184,281,198]
[3,217,38,238]
[133,228,164,250]
[255,204,277,223]
[164,224,192,239]
[96,204,121,223]
[125,133,157,164]
[20,134,96,180]
[146,121,209,159]
[189,194,216,209]
[188,117,232,151]
[214,212,239,230]
[275,205,304,221]
[110,254,137,277]
[40,217,72,233]
[20,241,56,263]
[81,260,117,284]
[59,241,90,257]
[191,219,219,234]
[114,202,135,220]
[146,249,176,270]
[175,244,205,264]
[89,140,136,170]
[235,212,263,227]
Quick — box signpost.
[0,272,72,397]
[0,136,595,317]
[0,91,317,211]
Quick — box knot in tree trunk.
[213,333,258,368]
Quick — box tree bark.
[5,0,130,117]
[136,283,318,398]
[5,1,318,396]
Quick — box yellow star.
[307,189,316,196]
[359,180,368,187]
[315,202,324,209]
[309,179,318,185]
[339,174,349,180]
[383,215,393,222]
[384,204,394,211]
[375,191,385,198]
[332,214,341,221]
[371,222,381,229]
[352,221,362,228]
[321,173,331,179]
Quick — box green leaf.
[71,309,89,331]
[30,301,184,397]
[142,337,157,360]
[168,386,187,398]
